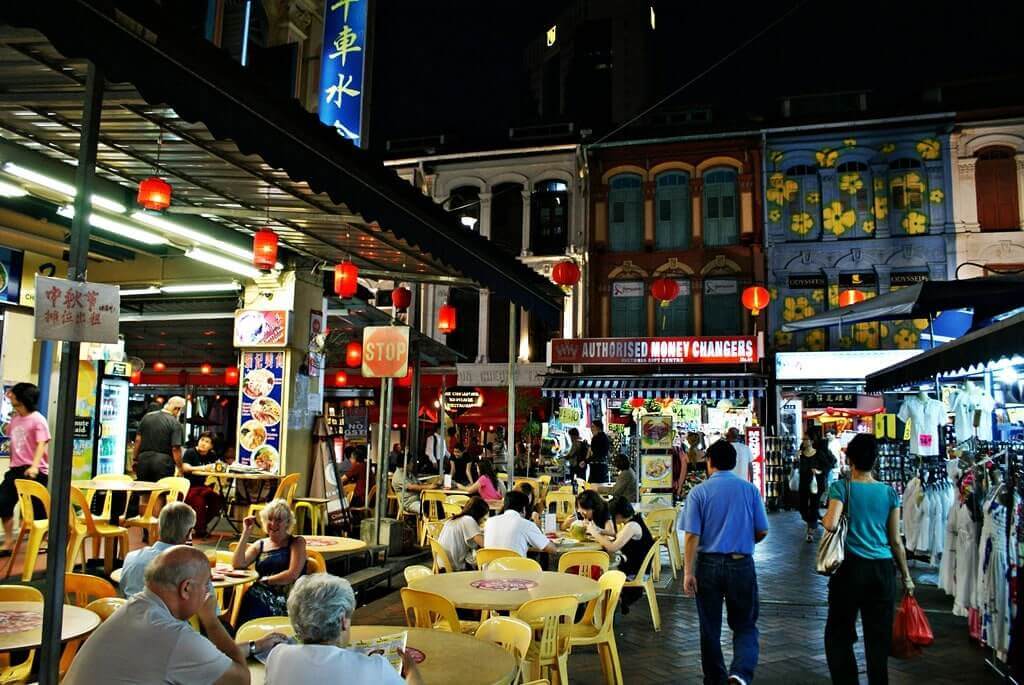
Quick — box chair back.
[69,487,98,535]
[423,520,445,544]
[628,539,662,582]
[476,616,533,678]
[64,572,116,607]
[306,548,327,573]
[476,547,520,569]
[342,483,356,501]
[272,473,301,506]
[157,476,191,502]
[421,491,447,521]
[643,507,677,538]
[592,571,626,636]
[445,494,470,507]
[403,565,433,584]
[488,557,543,573]
[92,474,133,519]
[0,584,43,602]
[557,550,609,580]
[428,537,454,574]
[514,595,577,663]
[236,616,295,643]
[215,550,238,566]
[400,587,461,633]
[14,479,50,525]
[134,486,171,521]
[544,492,575,523]
[442,502,463,518]
[85,597,126,622]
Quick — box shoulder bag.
[816,478,851,576]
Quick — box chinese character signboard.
[239,351,285,473]
[319,0,369,145]
[746,425,765,500]
[548,336,759,365]
[33,276,119,343]
[361,325,410,378]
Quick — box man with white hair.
[134,395,185,481]
[265,574,422,684]
[64,545,287,684]
[119,501,198,598]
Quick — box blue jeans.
[695,553,760,684]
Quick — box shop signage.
[803,392,857,408]
[612,281,644,298]
[704,280,738,295]
[640,453,673,488]
[746,426,765,500]
[456,362,547,387]
[361,325,410,378]
[234,310,290,348]
[307,310,325,378]
[0,246,24,305]
[343,406,369,445]
[105,361,131,378]
[443,387,483,412]
[838,272,877,288]
[775,350,921,380]
[548,336,759,365]
[33,276,119,343]
[318,0,370,145]
[787,274,826,289]
[72,417,92,440]
[18,252,61,308]
[890,271,930,286]
[558,406,581,424]
[238,351,285,473]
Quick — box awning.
[0,1,563,323]
[541,375,766,402]
[781,276,1024,332]
[865,311,1024,392]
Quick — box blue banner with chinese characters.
[318,0,369,145]
[239,351,285,473]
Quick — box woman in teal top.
[821,433,913,685]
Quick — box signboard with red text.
[548,336,759,366]
[361,326,410,378]
[746,425,765,500]
[33,276,119,343]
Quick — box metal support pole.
[369,378,385,508]
[507,302,517,479]
[37,340,55,415]
[40,62,103,685]
[438,376,446,481]
[406,284,423,470]
[374,377,393,544]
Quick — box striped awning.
[541,375,767,401]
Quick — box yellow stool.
[294,497,329,535]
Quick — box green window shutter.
[703,169,738,246]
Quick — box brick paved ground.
[355,510,1004,684]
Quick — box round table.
[248,625,516,685]
[409,569,600,612]
[634,502,678,515]
[72,479,163,493]
[191,469,281,482]
[302,535,368,556]
[0,602,100,651]
[110,564,258,589]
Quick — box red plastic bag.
[902,595,934,647]
[891,600,922,659]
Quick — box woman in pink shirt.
[1,383,50,556]
[465,458,504,502]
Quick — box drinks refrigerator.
[71,360,131,479]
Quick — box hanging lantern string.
[155,129,162,175]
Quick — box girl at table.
[233,499,307,624]
[561,489,615,536]
[589,496,655,614]
[181,431,224,539]
[464,459,505,502]
[437,496,489,570]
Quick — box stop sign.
[361,325,410,378]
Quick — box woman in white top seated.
[266,574,423,685]
[437,496,489,570]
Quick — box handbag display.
[816,478,850,575]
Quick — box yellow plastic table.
[408,569,600,612]
[0,601,100,651]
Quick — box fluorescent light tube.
[161,282,241,294]
[186,247,260,279]
[5,162,125,212]
[132,211,281,269]
[91,195,127,213]
[120,287,161,296]
[89,214,168,245]
[0,180,27,197]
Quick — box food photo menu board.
[239,351,285,473]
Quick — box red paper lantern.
[200,362,212,375]
[137,176,172,211]
[839,289,867,307]
[334,262,359,298]
[252,228,278,271]
[438,303,457,334]
[741,285,771,316]
[551,260,581,287]
[130,371,142,385]
[651,277,680,304]
[392,286,412,310]
[225,366,240,384]
[152,361,166,372]
[629,397,645,409]
[335,371,348,386]
[345,341,362,368]
[398,370,413,387]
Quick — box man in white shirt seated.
[483,490,557,558]
[64,545,288,685]
[727,427,754,482]
[120,501,196,598]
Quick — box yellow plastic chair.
[246,472,301,521]
[294,497,329,535]
[4,479,50,581]
[428,537,455,574]
[489,557,543,573]
[570,570,626,685]
[446,494,470,507]
[70,486,131,576]
[622,542,662,631]
[544,492,575,525]
[306,548,326,574]
[122,485,171,541]
[557,550,609,579]
[403,565,433,584]
[419,491,448,545]
[88,474,134,523]
[476,547,521,569]
[513,595,578,685]
[85,596,127,621]
[424,520,445,544]
[476,616,533,684]
[214,550,248,624]
[442,501,463,518]
[644,507,681,581]
[236,616,295,642]
[60,573,117,677]
[158,476,191,503]
[0,585,42,684]
[401,587,476,634]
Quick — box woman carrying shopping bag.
[820,433,914,685]
[799,431,833,542]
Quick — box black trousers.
[825,554,896,685]
[799,472,826,527]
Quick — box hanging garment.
[939,498,958,594]
[902,478,923,551]
[977,499,1012,655]
[950,386,996,444]
[897,396,947,457]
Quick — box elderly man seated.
[64,546,287,685]
[119,501,196,598]
[265,574,422,685]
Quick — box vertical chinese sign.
[239,351,285,473]
[746,425,766,500]
[319,0,370,146]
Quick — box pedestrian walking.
[1,383,50,556]
[133,395,185,481]
[822,433,913,685]
[798,432,831,542]
[681,440,768,685]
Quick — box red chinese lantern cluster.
[200,362,212,375]
[225,366,240,385]
[839,289,867,307]
[629,397,646,409]
[334,371,348,386]
[130,371,142,385]
[551,260,581,288]
[438,303,457,334]
[650,278,680,305]
[137,177,172,211]
[741,285,770,316]
[334,262,359,298]
[252,228,278,271]
[345,341,362,368]
[392,286,412,310]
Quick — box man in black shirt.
[181,431,224,538]
[589,420,610,483]
[133,396,185,481]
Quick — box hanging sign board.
[33,276,119,343]
[443,387,483,412]
[746,426,765,500]
[343,406,369,446]
[361,325,410,378]
[233,310,290,348]
[318,0,370,145]
[549,336,759,365]
[238,351,285,473]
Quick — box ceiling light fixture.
[119,286,161,296]
[185,247,261,279]
[160,282,241,294]
[89,214,168,245]
[0,180,27,197]
[132,211,282,269]
[4,163,124,212]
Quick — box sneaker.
[806,534,813,543]
[728,676,747,685]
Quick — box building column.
[479,191,493,239]
[519,308,531,361]
[646,289,656,336]
[477,288,489,362]
[600,285,611,337]
[693,276,704,335]
[521,188,532,256]
[739,172,755,236]
[1015,154,1024,229]
[643,180,656,247]
[594,186,609,247]
[690,177,704,248]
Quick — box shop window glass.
[836,161,874,239]
[889,159,927,236]
[655,279,693,335]
[703,168,739,246]
[775,165,820,241]
[488,292,510,363]
[654,171,691,250]
[610,280,645,336]
[608,174,643,252]
[491,182,524,255]
[531,179,569,255]
[702,278,741,335]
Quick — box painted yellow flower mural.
[854,322,880,348]
[769,172,784,187]
[880,143,895,154]
[893,328,919,349]
[823,201,857,236]
[842,138,857,148]
[839,335,854,349]
[863,219,875,234]
[913,318,929,330]
[901,210,928,235]
[774,330,793,347]
[791,212,814,235]
[804,329,826,351]
[929,189,944,204]
[816,148,839,167]
[828,284,839,306]
[811,290,824,303]
[769,287,778,301]
[873,197,888,221]
[768,208,782,222]
[873,178,885,192]
[767,178,799,204]
[839,173,864,195]
[916,138,941,160]
[783,296,815,322]
[769,150,784,164]
[806,192,820,204]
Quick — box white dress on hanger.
[953,502,979,617]
[938,497,957,593]
[950,387,996,444]
[897,396,946,456]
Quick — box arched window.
[446,186,480,231]
[889,159,928,236]
[836,161,873,238]
[655,278,693,335]
[610,280,645,336]
[779,165,820,241]
[702,277,741,335]
[445,287,479,361]
[530,179,569,255]
[976,146,1020,231]
[703,168,739,246]
[655,171,691,250]
[608,174,643,252]
[491,182,524,255]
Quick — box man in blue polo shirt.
[681,439,769,685]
